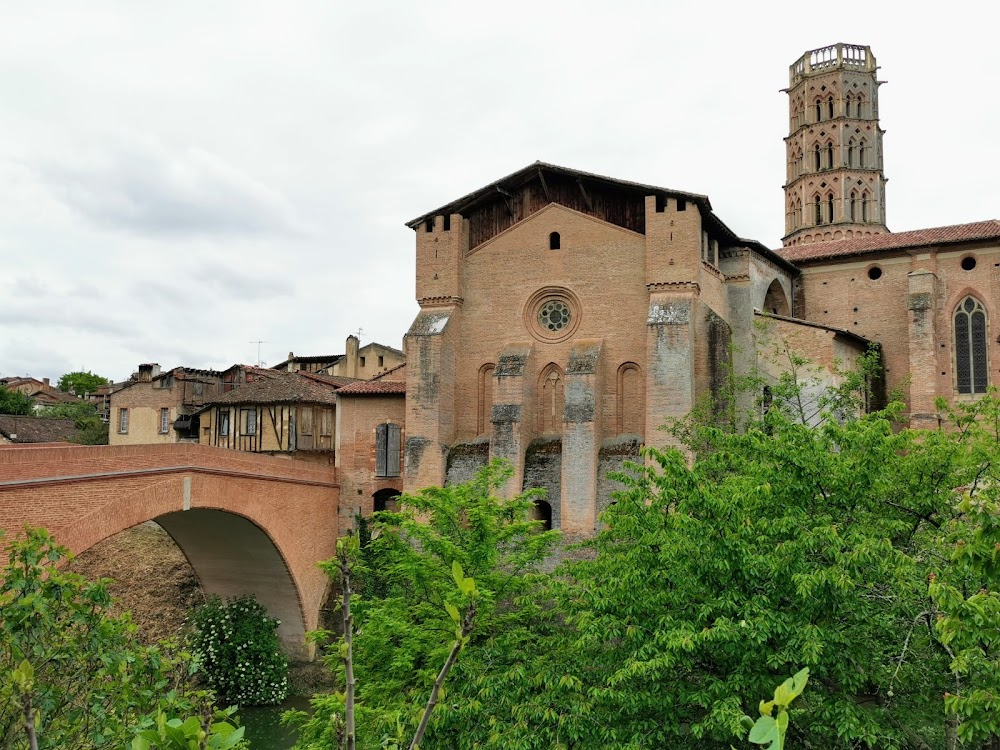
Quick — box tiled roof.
[0,416,80,443]
[299,372,361,388]
[271,354,344,370]
[336,380,406,396]
[371,363,406,381]
[337,364,406,396]
[778,220,1000,263]
[206,371,340,406]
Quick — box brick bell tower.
[782,43,889,246]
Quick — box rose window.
[539,300,571,332]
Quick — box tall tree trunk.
[409,601,476,750]
[341,555,356,750]
[21,694,38,750]
[944,716,958,750]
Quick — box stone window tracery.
[955,296,989,394]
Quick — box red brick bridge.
[0,443,339,658]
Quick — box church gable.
[468,202,643,258]
[407,161,709,251]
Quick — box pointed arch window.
[847,139,856,167]
[814,144,822,171]
[845,96,853,117]
[616,363,642,435]
[858,140,868,168]
[538,364,564,434]
[825,142,834,169]
[849,192,857,221]
[861,191,870,222]
[814,196,823,225]
[827,96,835,119]
[955,296,989,394]
[826,194,835,223]
[478,363,495,436]
[814,100,823,122]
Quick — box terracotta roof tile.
[370,363,406,381]
[778,220,1000,263]
[299,372,361,388]
[336,380,406,396]
[0,416,80,443]
[206,371,339,406]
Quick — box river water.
[240,696,312,749]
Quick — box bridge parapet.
[0,443,337,485]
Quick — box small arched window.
[814,196,823,225]
[549,232,560,250]
[825,142,834,169]
[845,96,853,117]
[847,140,855,167]
[858,141,867,168]
[814,144,822,171]
[849,192,857,221]
[827,96,835,119]
[861,192,869,222]
[826,194,835,223]
[955,296,989,394]
[814,100,823,122]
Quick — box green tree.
[930,395,1000,748]
[36,401,109,445]
[550,402,968,749]
[287,461,559,749]
[57,370,109,396]
[0,528,221,749]
[0,385,34,415]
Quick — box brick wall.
[0,443,339,657]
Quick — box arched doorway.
[373,488,402,513]
[530,499,553,531]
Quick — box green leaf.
[452,559,465,590]
[747,715,780,749]
[445,601,461,623]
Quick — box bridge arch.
[0,443,340,659]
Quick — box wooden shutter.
[375,423,387,476]
[387,424,401,477]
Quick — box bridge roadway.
[0,442,340,658]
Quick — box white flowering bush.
[188,594,289,706]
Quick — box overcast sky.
[1,2,995,382]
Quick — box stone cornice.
[646,281,700,294]
[418,296,465,308]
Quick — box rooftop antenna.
[354,327,364,341]
[249,340,266,367]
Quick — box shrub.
[189,595,289,706]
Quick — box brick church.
[394,43,999,535]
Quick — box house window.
[218,410,230,437]
[378,355,384,367]
[243,408,257,436]
[549,232,561,250]
[118,408,129,434]
[375,423,401,478]
[159,408,170,434]
[955,296,989,394]
[360,356,366,368]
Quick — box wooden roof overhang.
[406,161,796,273]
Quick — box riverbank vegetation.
[292,381,1000,748]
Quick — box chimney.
[42,377,50,388]
[287,352,297,373]
[345,335,360,378]
[137,363,160,383]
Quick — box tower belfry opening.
[781,43,889,246]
